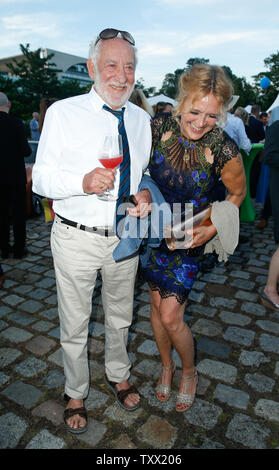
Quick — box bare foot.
[65,398,87,431]
[115,381,140,408]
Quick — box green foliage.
[252,50,279,110]
[1,43,87,121]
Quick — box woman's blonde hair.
[174,64,234,126]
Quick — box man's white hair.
[0,92,9,108]
[88,35,138,69]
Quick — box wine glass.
[98,135,123,201]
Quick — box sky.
[1,0,279,92]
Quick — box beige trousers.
[50,216,139,399]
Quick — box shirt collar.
[88,86,129,116]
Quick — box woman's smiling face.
[180,92,220,140]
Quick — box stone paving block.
[239,350,270,367]
[275,361,279,376]
[19,300,43,314]
[210,297,237,310]
[39,307,58,321]
[31,320,56,333]
[230,279,255,290]
[226,413,270,448]
[1,380,44,408]
[241,302,266,317]
[0,412,28,449]
[187,304,217,318]
[137,415,177,449]
[88,338,105,356]
[12,285,34,295]
[131,320,154,336]
[85,387,110,410]
[39,370,65,389]
[25,335,57,356]
[28,288,51,301]
[8,312,36,327]
[48,347,64,368]
[0,326,33,343]
[36,278,56,289]
[235,290,259,302]
[213,383,250,410]
[259,334,279,354]
[75,418,107,446]
[111,434,137,449]
[191,318,223,337]
[26,429,66,449]
[219,311,251,326]
[48,327,60,339]
[254,399,279,423]
[223,326,255,346]
[256,320,279,335]
[2,294,24,307]
[186,437,225,449]
[0,347,22,367]
[137,339,160,356]
[137,304,151,318]
[32,400,64,425]
[88,321,105,337]
[229,270,250,280]
[0,371,10,386]
[245,373,275,393]
[13,356,48,377]
[133,359,161,380]
[197,359,237,384]
[89,360,105,381]
[104,402,143,426]
[197,337,231,359]
[188,290,205,303]
[200,273,228,284]
[0,306,12,318]
[0,320,8,331]
[184,398,223,430]
[44,294,58,305]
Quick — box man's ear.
[87,59,95,80]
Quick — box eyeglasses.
[95,28,135,46]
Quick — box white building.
[0,47,91,86]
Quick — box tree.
[159,58,210,98]
[253,50,279,110]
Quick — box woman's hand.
[184,223,217,249]
[127,189,152,218]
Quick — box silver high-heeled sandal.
[176,370,198,412]
[155,362,176,402]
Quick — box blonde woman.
[142,65,246,412]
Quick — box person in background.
[153,101,167,118]
[32,29,152,434]
[260,106,279,311]
[260,111,269,132]
[223,110,252,154]
[163,102,174,115]
[129,88,154,117]
[30,112,40,141]
[142,64,246,413]
[246,104,265,198]
[0,92,31,260]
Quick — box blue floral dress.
[142,116,239,304]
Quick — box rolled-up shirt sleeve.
[32,105,86,199]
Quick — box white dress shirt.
[222,113,252,154]
[32,87,152,226]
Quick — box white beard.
[94,71,134,109]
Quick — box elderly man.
[0,92,31,260]
[32,29,152,434]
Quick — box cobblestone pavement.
[0,206,279,451]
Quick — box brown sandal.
[104,374,140,411]
[63,394,88,434]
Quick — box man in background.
[0,92,31,259]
